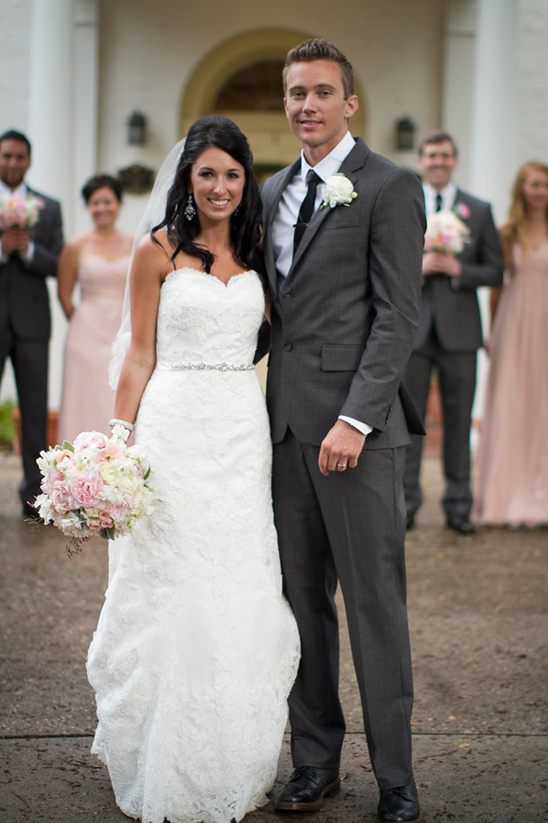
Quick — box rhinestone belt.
[157,361,254,372]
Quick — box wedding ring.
[337,462,347,469]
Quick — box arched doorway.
[179,29,367,179]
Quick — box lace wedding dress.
[87,268,300,823]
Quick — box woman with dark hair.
[57,174,132,441]
[474,161,548,529]
[86,117,300,823]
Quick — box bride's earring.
[233,204,240,216]
[184,194,196,221]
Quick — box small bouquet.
[424,210,470,255]
[34,426,154,556]
[0,191,44,230]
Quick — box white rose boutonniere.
[320,173,358,209]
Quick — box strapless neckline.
[165,267,253,288]
[79,253,131,264]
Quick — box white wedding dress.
[87,268,300,823]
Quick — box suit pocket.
[321,344,364,371]
[322,213,362,230]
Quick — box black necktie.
[293,170,321,256]
[435,193,443,212]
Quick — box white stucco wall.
[96,0,445,235]
[518,0,548,166]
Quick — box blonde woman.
[474,161,548,529]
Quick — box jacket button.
[283,343,293,352]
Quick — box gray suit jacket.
[413,188,503,352]
[261,138,426,449]
[0,187,63,341]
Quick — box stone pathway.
[1,453,546,822]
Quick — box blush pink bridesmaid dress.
[58,254,129,443]
[474,241,548,527]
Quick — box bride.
[86,116,300,823]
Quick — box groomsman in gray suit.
[0,130,63,517]
[260,40,425,822]
[403,131,503,534]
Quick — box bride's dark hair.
[152,115,263,274]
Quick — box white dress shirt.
[271,131,372,438]
[423,181,457,215]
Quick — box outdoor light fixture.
[395,116,416,151]
[127,111,147,146]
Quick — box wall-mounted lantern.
[127,111,147,146]
[395,116,416,151]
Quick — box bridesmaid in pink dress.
[57,175,133,443]
[474,161,548,529]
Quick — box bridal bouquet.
[424,210,470,255]
[34,426,154,556]
[0,191,44,230]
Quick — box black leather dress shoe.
[446,514,475,535]
[275,766,340,811]
[377,783,421,822]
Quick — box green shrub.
[0,399,17,447]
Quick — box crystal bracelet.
[109,418,135,432]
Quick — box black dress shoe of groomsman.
[446,514,475,535]
[275,766,340,811]
[377,782,421,822]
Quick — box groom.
[261,40,425,822]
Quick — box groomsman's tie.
[435,192,443,212]
[293,170,322,256]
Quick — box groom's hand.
[318,420,366,476]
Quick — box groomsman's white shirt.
[423,181,457,215]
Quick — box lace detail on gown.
[87,269,300,823]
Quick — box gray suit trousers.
[272,430,414,790]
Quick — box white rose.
[321,174,358,209]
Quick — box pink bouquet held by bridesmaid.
[0,191,44,229]
[424,209,470,254]
[34,426,154,556]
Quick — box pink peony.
[51,481,76,514]
[41,465,64,494]
[69,472,104,508]
[73,431,108,451]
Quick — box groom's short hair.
[283,39,355,99]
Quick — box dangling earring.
[184,194,196,221]
[233,204,240,217]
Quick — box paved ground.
[1,449,547,823]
